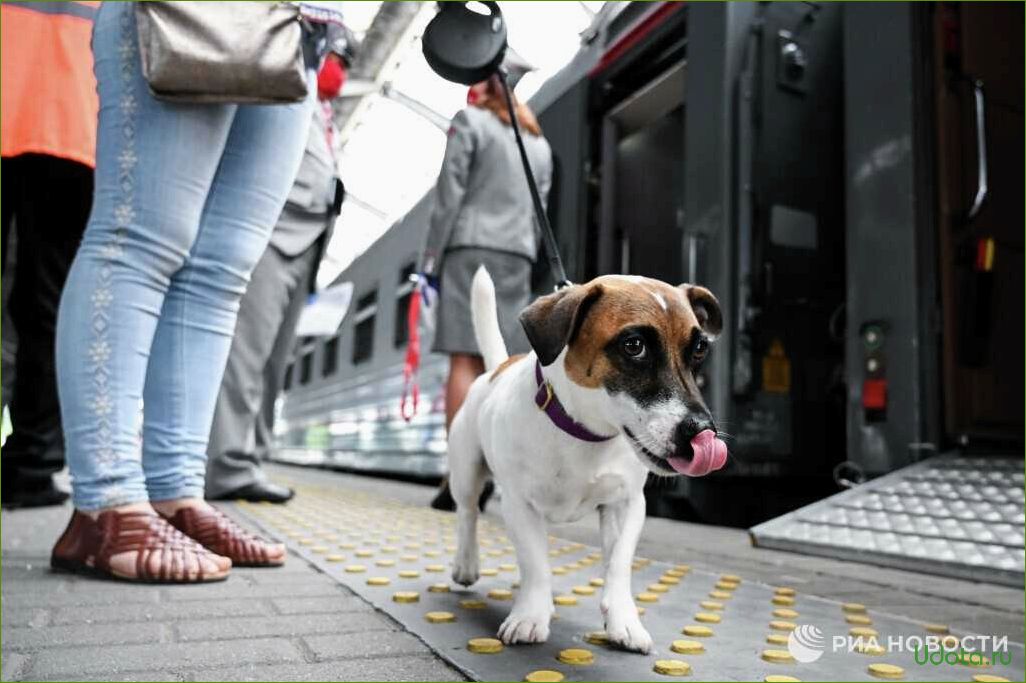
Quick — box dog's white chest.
[528,463,636,524]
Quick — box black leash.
[497,67,572,291]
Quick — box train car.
[275,0,1022,563]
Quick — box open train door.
[934,2,1024,449]
[752,3,1023,586]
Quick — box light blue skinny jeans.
[56,2,315,510]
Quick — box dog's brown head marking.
[520,274,721,403]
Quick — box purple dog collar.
[534,360,616,443]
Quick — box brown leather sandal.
[164,505,286,567]
[51,510,231,583]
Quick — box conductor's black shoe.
[430,481,495,512]
[1,476,70,509]
[211,481,294,504]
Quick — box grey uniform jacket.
[422,106,553,275]
[271,105,338,259]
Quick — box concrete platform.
[2,463,1023,682]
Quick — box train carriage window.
[394,262,416,348]
[323,336,339,376]
[352,289,378,365]
[283,362,294,390]
[299,351,313,385]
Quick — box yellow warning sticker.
[762,339,791,394]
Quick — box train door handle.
[966,79,988,222]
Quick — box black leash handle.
[497,68,572,291]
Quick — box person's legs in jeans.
[2,155,92,507]
[141,95,312,522]
[56,2,237,522]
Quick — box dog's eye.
[622,335,647,359]
[692,338,709,362]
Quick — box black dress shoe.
[211,481,294,504]
[430,480,494,512]
[1,476,70,509]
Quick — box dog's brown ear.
[519,284,604,366]
[679,284,722,339]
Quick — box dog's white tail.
[471,266,508,372]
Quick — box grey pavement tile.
[270,595,372,615]
[52,598,275,625]
[160,581,349,602]
[1,607,50,628]
[193,655,467,682]
[2,585,160,608]
[1,652,30,682]
[237,571,344,587]
[303,630,433,660]
[38,671,186,682]
[2,621,167,650]
[175,611,396,642]
[25,637,301,679]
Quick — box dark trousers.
[1,154,93,485]
[205,241,320,497]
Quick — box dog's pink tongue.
[667,430,728,477]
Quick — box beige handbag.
[135,2,309,104]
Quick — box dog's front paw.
[498,609,551,645]
[451,555,479,586]
[605,609,653,653]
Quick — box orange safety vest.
[1,1,99,168]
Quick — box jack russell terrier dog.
[446,267,728,653]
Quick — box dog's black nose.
[673,411,715,455]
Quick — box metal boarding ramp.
[750,454,1024,588]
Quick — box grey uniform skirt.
[432,247,532,356]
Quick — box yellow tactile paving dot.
[681,625,714,638]
[772,608,798,619]
[761,649,795,664]
[658,575,681,585]
[584,631,610,646]
[551,567,568,575]
[480,567,499,577]
[589,577,605,587]
[467,637,504,654]
[366,576,391,586]
[425,610,456,623]
[424,564,446,573]
[694,612,721,624]
[647,584,670,594]
[653,659,691,676]
[771,595,795,606]
[700,600,724,611]
[709,590,733,600]
[524,670,565,682]
[344,564,366,573]
[867,663,905,679]
[714,580,738,591]
[392,590,419,603]
[670,639,705,654]
[637,592,660,603]
[554,595,578,606]
[324,554,345,562]
[766,633,789,646]
[375,558,396,567]
[971,676,1010,682]
[764,676,801,682]
[842,602,867,614]
[773,586,796,596]
[459,599,487,610]
[923,623,949,634]
[769,620,797,632]
[572,585,597,596]
[488,588,513,601]
[557,648,595,665]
